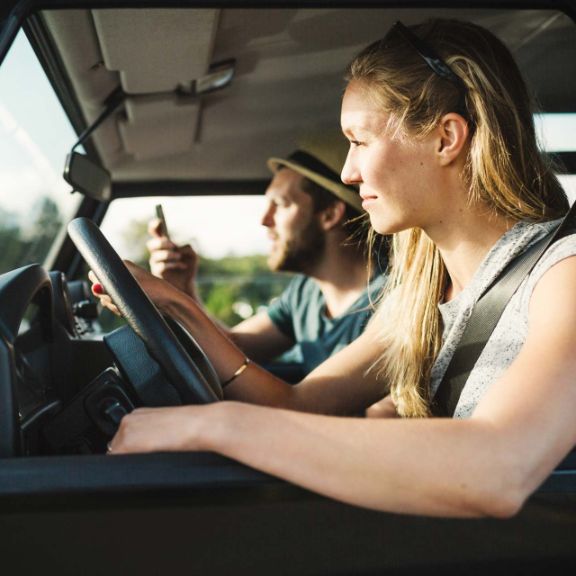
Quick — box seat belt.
[432,205,576,417]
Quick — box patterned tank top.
[430,218,576,418]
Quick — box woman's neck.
[431,210,517,302]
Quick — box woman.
[94,19,576,518]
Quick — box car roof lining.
[29,6,576,195]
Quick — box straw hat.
[267,132,361,212]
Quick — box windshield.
[0,30,81,275]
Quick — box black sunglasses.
[389,21,467,113]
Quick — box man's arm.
[229,313,295,363]
[147,218,295,362]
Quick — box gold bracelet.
[222,357,251,387]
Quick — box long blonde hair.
[347,20,568,417]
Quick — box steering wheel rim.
[68,217,222,404]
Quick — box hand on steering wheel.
[68,217,222,405]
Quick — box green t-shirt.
[267,273,386,378]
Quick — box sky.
[1,30,576,261]
[0,31,81,220]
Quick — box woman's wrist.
[189,401,237,453]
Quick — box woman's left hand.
[88,269,121,316]
[88,260,181,315]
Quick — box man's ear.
[436,113,469,166]
[318,200,347,231]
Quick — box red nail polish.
[93,283,103,294]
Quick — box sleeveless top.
[430,218,576,418]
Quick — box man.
[147,134,386,379]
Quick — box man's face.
[261,168,325,273]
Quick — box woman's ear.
[318,200,347,231]
[436,113,469,166]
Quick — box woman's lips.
[360,192,378,210]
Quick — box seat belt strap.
[432,205,576,417]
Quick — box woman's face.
[340,81,440,235]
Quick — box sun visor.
[92,9,220,94]
[118,94,201,160]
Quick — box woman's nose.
[341,150,360,185]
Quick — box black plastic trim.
[0,450,572,500]
[0,452,274,498]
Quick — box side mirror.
[63,152,112,201]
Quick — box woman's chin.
[368,213,405,236]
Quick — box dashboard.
[0,264,113,456]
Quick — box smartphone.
[155,204,170,239]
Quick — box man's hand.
[147,218,199,298]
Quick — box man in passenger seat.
[146,133,386,380]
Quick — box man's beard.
[268,216,325,274]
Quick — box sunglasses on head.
[388,21,468,115]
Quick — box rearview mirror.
[63,152,112,201]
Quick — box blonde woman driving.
[93,19,576,519]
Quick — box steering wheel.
[68,217,222,404]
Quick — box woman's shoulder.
[533,231,576,272]
[525,231,576,293]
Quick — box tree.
[0,196,63,274]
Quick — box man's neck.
[307,242,371,319]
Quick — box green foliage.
[0,197,63,274]
[197,255,291,326]
[92,217,292,330]
[108,216,293,327]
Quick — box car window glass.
[535,113,576,201]
[101,196,292,325]
[0,30,82,275]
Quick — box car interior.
[0,1,576,573]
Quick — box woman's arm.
[165,279,386,414]
[91,263,385,414]
[220,256,576,517]
[109,257,576,518]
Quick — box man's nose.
[261,203,275,227]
